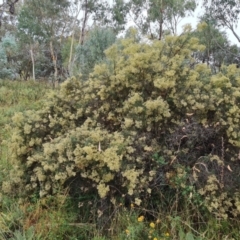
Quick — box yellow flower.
[138,215,144,222]
[153,238,158,240]
[149,222,155,228]
[125,229,130,235]
[165,232,170,237]
[131,203,134,208]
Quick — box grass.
[0,80,49,124]
[0,80,51,190]
[0,80,240,239]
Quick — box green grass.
[0,80,49,126]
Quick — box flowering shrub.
[3,29,240,219]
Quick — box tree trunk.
[159,0,164,40]
[68,32,75,76]
[79,0,88,45]
[50,40,58,87]
[29,44,35,81]
[68,4,81,76]
[159,19,163,40]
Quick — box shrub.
[3,28,240,220]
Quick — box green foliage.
[9,226,37,240]
[193,20,240,72]
[108,0,130,33]
[17,0,72,83]
[0,80,47,105]
[75,27,116,80]
[0,193,92,240]
[17,0,70,43]
[0,34,18,79]
[61,37,77,68]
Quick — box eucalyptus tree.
[129,0,196,40]
[203,0,240,43]
[66,0,111,76]
[193,21,227,67]
[193,13,240,73]
[95,0,130,34]
[17,0,72,84]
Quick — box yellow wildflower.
[165,232,170,237]
[150,222,155,228]
[153,238,158,240]
[131,203,134,208]
[138,215,144,222]
[125,229,130,235]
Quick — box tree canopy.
[0,0,239,82]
